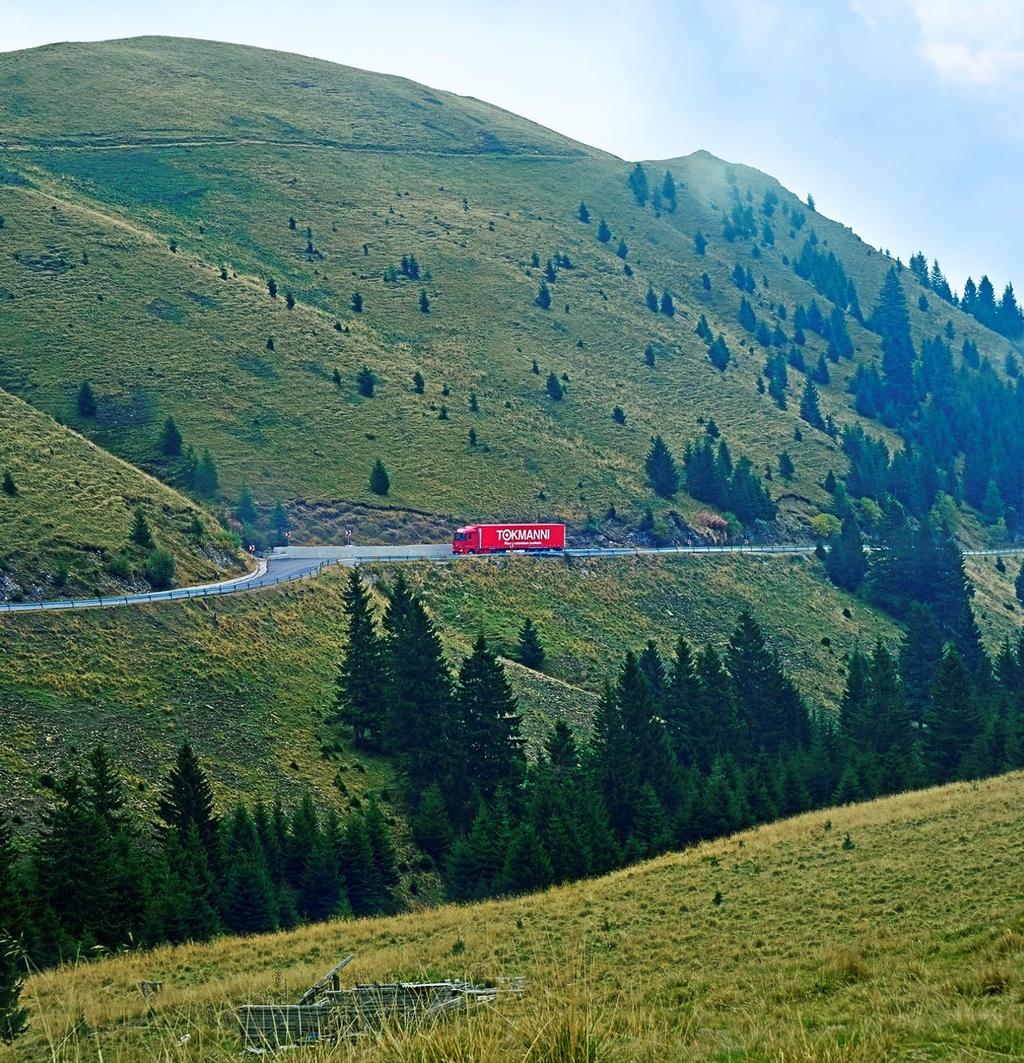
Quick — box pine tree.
[356,365,376,397]
[738,297,757,332]
[824,514,867,592]
[546,372,564,400]
[535,280,552,309]
[616,238,628,259]
[517,618,546,671]
[577,201,590,223]
[0,818,27,1044]
[270,500,289,544]
[496,823,554,894]
[369,459,390,496]
[334,570,386,749]
[157,744,220,872]
[778,451,795,480]
[597,219,611,243]
[708,335,730,370]
[235,484,257,526]
[193,448,219,497]
[645,435,679,498]
[76,380,97,417]
[694,231,707,255]
[924,649,984,783]
[627,162,650,206]
[660,289,675,317]
[384,594,454,797]
[412,370,425,394]
[419,289,430,313]
[872,267,917,407]
[0,472,14,497]
[645,286,659,312]
[800,378,825,430]
[411,783,453,860]
[34,772,115,943]
[159,416,183,456]
[129,506,154,549]
[351,291,364,312]
[456,635,526,808]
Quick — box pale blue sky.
[3,0,1022,293]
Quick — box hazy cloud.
[856,0,1024,91]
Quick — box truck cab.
[451,527,479,554]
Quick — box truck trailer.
[451,523,566,555]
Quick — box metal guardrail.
[3,543,1024,614]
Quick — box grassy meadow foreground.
[6,772,1022,1061]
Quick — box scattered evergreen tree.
[351,291,363,312]
[778,451,795,479]
[645,286,659,312]
[660,289,675,317]
[800,379,825,430]
[412,370,425,393]
[708,335,731,370]
[517,618,546,671]
[357,365,376,397]
[0,472,15,497]
[627,163,650,206]
[824,514,867,592]
[694,231,707,255]
[535,281,552,309]
[267,277,278,298]
[333,571,386,749]
[129,506,153,549]
[419,290,430,313]
[616,238,628,259]
[546,372,564,400]
[159,416,183,457]
[192,448,219,497]
[871,268,917,407]
[76,381,97,418]
[369,459,390,496]
[597,219,611,243]
[236,483,257,526]
[612,405,626,425]
[577,201,590,223]
[645,435,679,498]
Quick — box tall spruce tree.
[334,570,386,749]
[157,744,221,874]
[516,618,546,671]
[383,593,455,798]
[455,635,526,808]
[0,818,27,1044]
[924,648,984,783]
[645,435,679,498]
[872,267,917,407]
[824,514,867,591]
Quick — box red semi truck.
[451,523,566,555]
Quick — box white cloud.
[856,0,1024,92]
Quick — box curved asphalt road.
[1,542,1021,615]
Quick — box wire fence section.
[3,543,1024,614]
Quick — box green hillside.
[0,552,898,816]
[1,37,1017,552]
[0,387,246,598]
[9,772,1023,1060]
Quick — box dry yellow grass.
[6,772,1023,1061]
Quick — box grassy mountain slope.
[0,387,246,598]
[1,37,1017,547]
[0,553,898,815]
[10,772,1023,1060]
